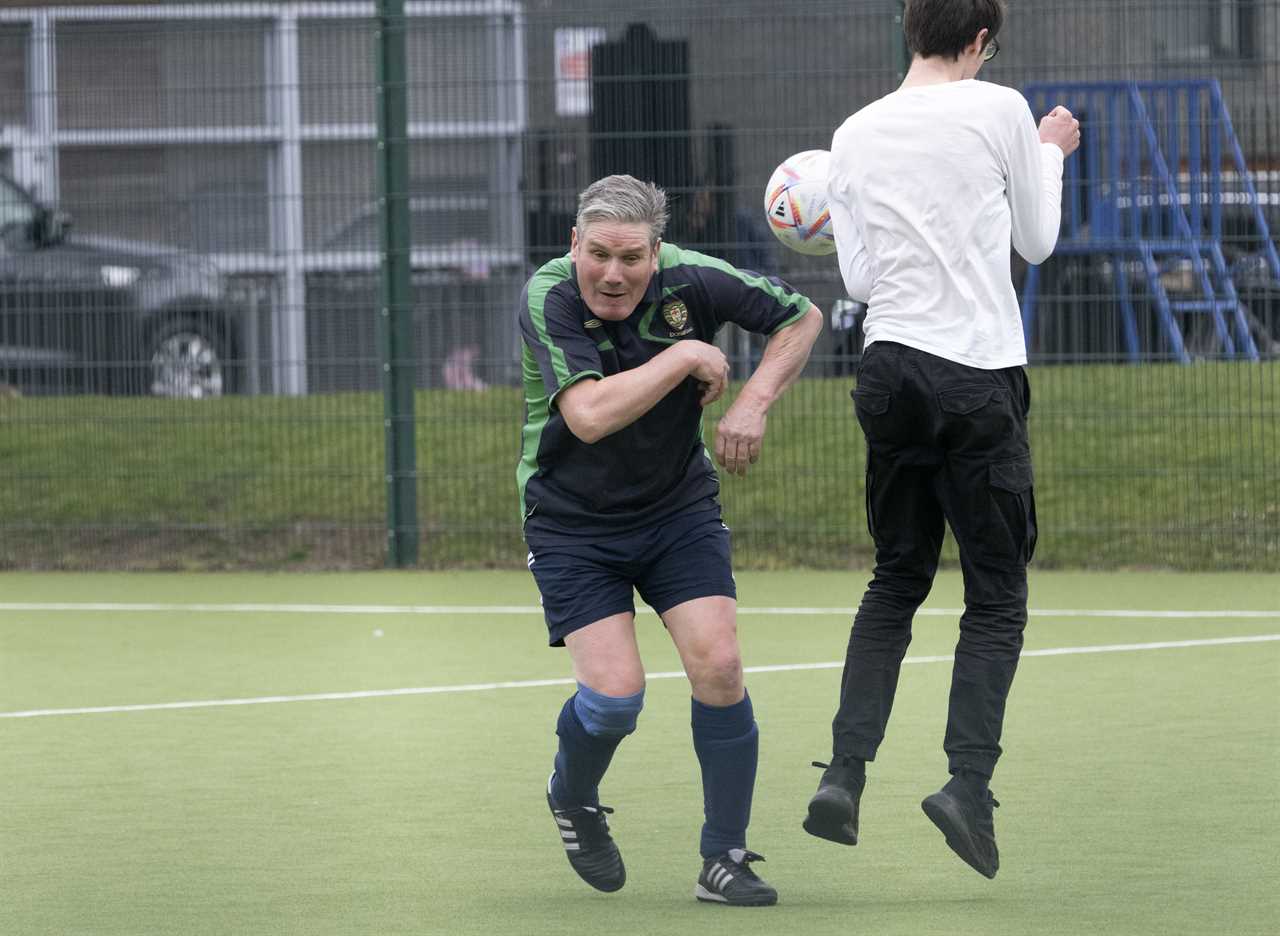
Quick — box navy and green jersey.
[517,241,812,540]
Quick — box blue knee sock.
[550,684,643,808]
[691,691,758,858]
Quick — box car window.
[325,214,379,250]
[323,196,490,250]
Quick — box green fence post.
[376,0,419,567]
[892,0,909,84]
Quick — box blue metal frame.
[1020,79,1275,362]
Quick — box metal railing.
[0,0,1276,571]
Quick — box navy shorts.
[526,508,736,646]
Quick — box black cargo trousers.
[832,340,1038,779]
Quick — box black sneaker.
[803,759,865,845]
[921,776,1001,879]
[546,773,625,892]
[695,849,778,907]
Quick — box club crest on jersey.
[662,300,693,336]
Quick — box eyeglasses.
[981,37,1000,62]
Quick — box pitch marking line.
[1,634,1276,720]
[0,602,1277,619]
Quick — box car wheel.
[147,320,232,399]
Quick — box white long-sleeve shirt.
[827,79,1065,368]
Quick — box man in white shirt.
[803,0,1079,880]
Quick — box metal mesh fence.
[0,0,1276,570]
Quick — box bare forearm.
[558,344,695,443]
[734,307,823,414]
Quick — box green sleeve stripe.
[548,370,604,409]
[516,344,549,521]
[660,242,813,314]
[526,257,575,389]
[516,344,604,522]
[769,308,808,334]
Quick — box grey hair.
[575,174,669,245]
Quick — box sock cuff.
[573,682,645,738]
[690,690,754,740]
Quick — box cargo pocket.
[852,385,891,415]
[988,456,1037,565]
[851,384,891,439]
[938,385,1004,415]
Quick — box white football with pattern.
[764,149,837,257]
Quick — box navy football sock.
[691,691,759,858]
[550,693,623,808]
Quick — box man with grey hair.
[517,173,822,906]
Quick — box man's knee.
[687,641,744,701]
[573,681,646,739]
[704,643,743,683]
[867,565,935,607]
[960,561,1028,633]
[958,604,1027,647]
[853,571,931,645]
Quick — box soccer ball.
[764,149,836,256]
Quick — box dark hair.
[903,0,1005,60]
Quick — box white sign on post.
[554,28,606,117]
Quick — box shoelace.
[966,784,999,811]
[975,796,999,842]
[729,850,767,881]
[562,803,615,846]
[811,758,866,782]
[957,782,999,813]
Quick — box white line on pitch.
[2,633,1276,720]
[0,602,1277,619]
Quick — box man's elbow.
[773,306,824,354]
[1018,240,1057,267]
[555,380,610,444]
[561,407,607,445]
[841,269,872,304]
[803,305,825,340]
[1016,222,1062,266]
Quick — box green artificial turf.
[2,570,1277,935]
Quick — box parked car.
[303,196,525,393]
[0,173,244,397]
